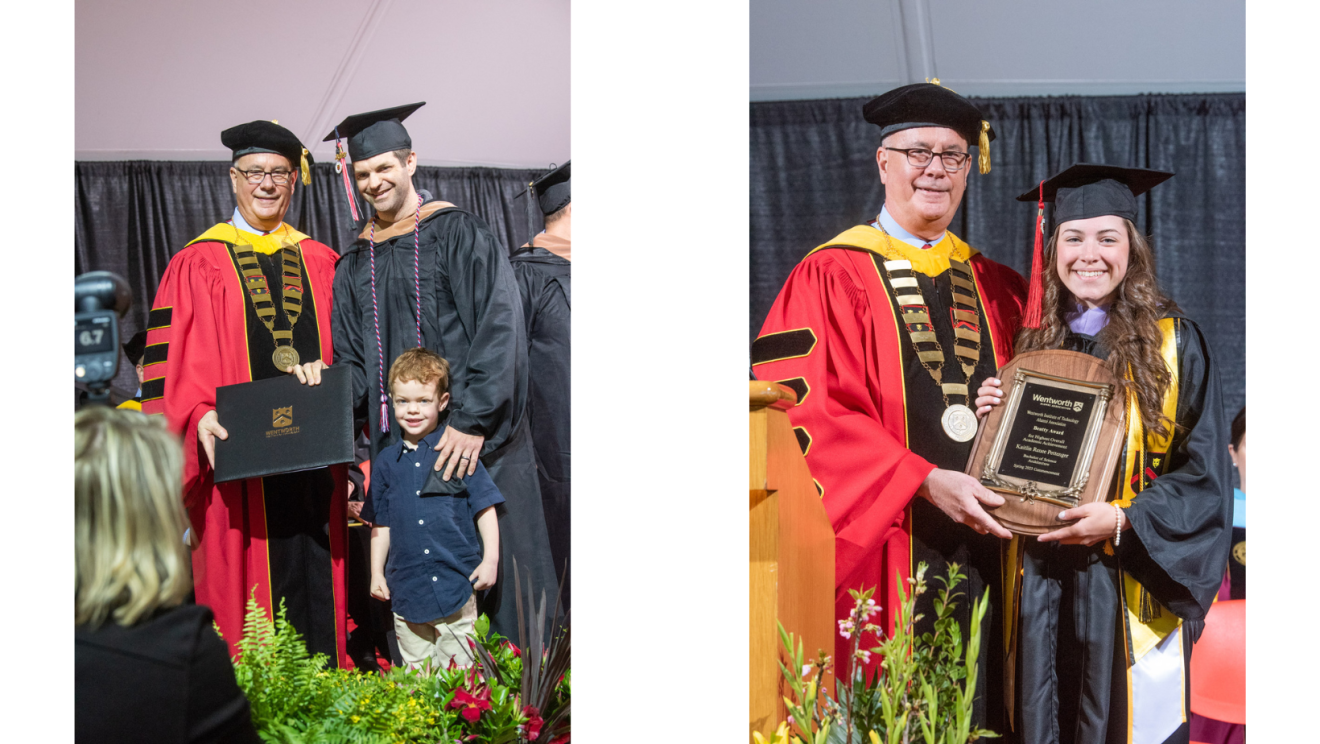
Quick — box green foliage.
[769,563,998,744]
[226,593,569,743]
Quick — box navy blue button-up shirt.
[361,427,504,623]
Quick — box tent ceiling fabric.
[75,0,569,168]
[751,0,1245,101]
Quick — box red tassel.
[1023,181,1046,329]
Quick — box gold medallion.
[942,404,978,442]
[272,346,300,371]
[1231,540,1245,566]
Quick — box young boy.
[362,347,503,670]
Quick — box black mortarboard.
[862,82,996,173]
[220,120,313,184]
[1015,163,1173,224]
[1017,163,1174,328]
[531,161,570,215]
[323,102,426,161]
[122,330,148,365]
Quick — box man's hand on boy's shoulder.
[434,425,484,482]
[370,573,390,601]
[469,556,497,592]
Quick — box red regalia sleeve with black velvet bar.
[141,244,235,505]
[753,247,934,664]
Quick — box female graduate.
[976,164,1232,744]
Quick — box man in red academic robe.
[142,120,350,667]
[752,84,1025,730]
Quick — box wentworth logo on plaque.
[997,384,1094,489]
[963,349,1127,535]
[272,406,293,428]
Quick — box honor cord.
[368,193,425,434]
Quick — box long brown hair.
[1015,219,1180,437]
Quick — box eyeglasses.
[884,147,970,172]
[234,167,295,186]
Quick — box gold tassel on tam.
[978,120,992,174]
[301,148,312,185]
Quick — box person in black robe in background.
[978,165,1231,744]
[327,103,558,641]
[511,162,572,609]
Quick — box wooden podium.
[749,381,835,738]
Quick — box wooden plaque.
[964,350,1127,535]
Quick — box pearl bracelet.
[1113,503,1123,547]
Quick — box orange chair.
[1189,598,1245,725]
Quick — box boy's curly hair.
[388,347,451,396]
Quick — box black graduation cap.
[220,120,313,184]
[862,82,996,173]
[323,102,426,161]
[1017,163,1174,328]
[122,330,148,366]
[531,161,570,215]
[1015,163,1173,224]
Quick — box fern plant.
[226,592,568,743]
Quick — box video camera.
[75,271,132,407]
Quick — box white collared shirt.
[230,207,274,236]
[874,206,945,249]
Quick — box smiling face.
[876,126,969,239]
[354,149,418,221]
[229,152,296,232]
[1055,215,1131,310]
[391,377,449,444]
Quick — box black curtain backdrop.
[75,160,546,397]
[750,92,1246,419]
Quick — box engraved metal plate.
[978,368,1113,508]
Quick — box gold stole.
[1115,317,1182,663]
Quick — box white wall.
[75,0,570,167]
[751,0,1244,100]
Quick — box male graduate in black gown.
[510,162,571,609]
[326,104,559,639]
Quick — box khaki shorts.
[393,593,479,671]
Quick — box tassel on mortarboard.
[332,130,361,223]
[1022,181,1046,329]
[300,147,311,186]
[978,120,992,174]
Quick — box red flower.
[449,687,492,723]
[503,640,522,658]
[548,733,570,744]
[522,705,544,741]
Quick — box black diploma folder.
[212,365,354,483]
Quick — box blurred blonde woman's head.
[75,407,191,628]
